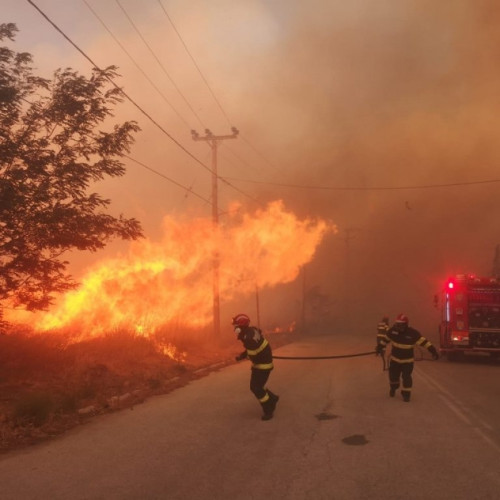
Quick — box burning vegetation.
[0,201,333,451]
[8,200,333,339]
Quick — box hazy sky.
[4,0,500,336]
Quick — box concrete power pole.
[191,127,239,337]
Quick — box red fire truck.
[439,274,500,359]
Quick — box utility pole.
[191,127,239,337]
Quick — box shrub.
[14,392,54,427]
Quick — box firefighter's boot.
[260,391,279,421]
[402,391,411,402]
[261,400,273,420]
[389,384,398,397]
[267,390,279,414]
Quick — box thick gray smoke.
[7,0,500,338]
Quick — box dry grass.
[0,327,294,453]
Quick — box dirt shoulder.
[0,330,295,453]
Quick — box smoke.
[225,0,500,335]
[6,0,500,337]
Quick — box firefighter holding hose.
[376,313,439,402]
[233,313,279,420]
[376,315,390,354]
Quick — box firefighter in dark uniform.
[376,316,390,354]
[376,313,439,402]
[233,313,279,420]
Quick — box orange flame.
[155,341,187,362]
[14,200,334,338]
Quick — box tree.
[0,23,143,312]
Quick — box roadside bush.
[14,392,54,427]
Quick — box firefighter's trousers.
[388,360,414,399]
[250,367,271,400]
[250,367,278,417]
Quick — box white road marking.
[417,368,500,454]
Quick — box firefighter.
[376,316,390,355]
[376,313,439,402]
[233,313,279,420]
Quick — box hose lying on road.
[273,351,376,360]
[273,350,437,374]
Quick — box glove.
[235,353,245,362]
[375,344,384,355]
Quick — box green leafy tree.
[0,23,143,312]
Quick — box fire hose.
[273,351,376,360]
[273,351,384,371]
[273,349,434,372]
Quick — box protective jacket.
[236,325,273,370]
[376,321,389,346]
[379,326,437,363]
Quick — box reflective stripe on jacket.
[376,322,389,345]
[379,326,434,364]
[237,326,273,370]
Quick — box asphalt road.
[0,332,499,499]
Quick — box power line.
[26,2,483,200]
[82,0,192,129]
[223,176,500,191]
[110,0,275,199]
[156,1,283,175]
[155,0,259,179]
[115,0,205,129]
[26,0,260,206]
[27,0,209,170]
[157,0,231,127]
[127,155,253,217]
[123,155,211,205]
[219,144,263,175]
[83,0,254,202]
[239,135,284,174]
